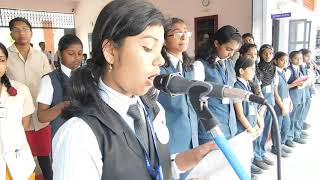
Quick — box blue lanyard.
[137,108,163,180]
[217,62,228,84]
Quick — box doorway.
[194,15,218,54]
[288,19,311,52]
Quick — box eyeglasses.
[11,28,31,34]
[168,32,192,39]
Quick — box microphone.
[154,74,265,105]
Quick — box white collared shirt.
[37,64,73,105]
[285,64,300,81]
[167,52,205,81]
[166,52,182,70]
[237,77,250,89]
[52,79,172,180]
[98,78,145,132]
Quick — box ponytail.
[1,74,17,96]
[62,64,106,119]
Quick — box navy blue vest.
[274,70,290,113]
[80,96,171,180]
[287,65,305,105]
[48,69,70,137]
[234,80,257,134]
[300,65,312,99]
[199,59,237,140]
[158,63,198,154]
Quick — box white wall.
[74,0,111,56]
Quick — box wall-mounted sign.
[271,12,291,19]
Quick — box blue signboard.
[271,12,291,19]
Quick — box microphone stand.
[264,103,282,180]
[187,82,250,180]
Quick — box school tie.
[247,83,252,91]
[176,60,183,73]
[127,103,149,153]
[218,60,226,71]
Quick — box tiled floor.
[258,86,320,180]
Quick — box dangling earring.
[108,63,113,72]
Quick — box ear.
[239,68,245,75]
[214,40,220,48]
[102,39,116,65]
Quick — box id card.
[0,107,7,118]
[249,105,256,116]
[265,85,272,93]
[222,98,230,104]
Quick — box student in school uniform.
[299,49,313,132]
[52,1,215,179]
[272,52,293,157]
[239,43,263,97]
[253,44,276,170]
[195,25,242,142]
[0,42,35,180]
[157,17,213,180]
[285,51,307,146]
[37,34,83,138]
[233,57,264,179]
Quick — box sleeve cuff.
[170,153,186,179]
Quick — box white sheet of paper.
[186,132,253,180]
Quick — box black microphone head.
[153,73,190,96]
[153,74,169,91]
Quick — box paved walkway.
[258,86,320,180]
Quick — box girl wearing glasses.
[37,34,83,138]
[0,42,36,180]
[158,17,214,179]
[196,25,241,142]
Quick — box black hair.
[259,44,273,62]
[196,25,242,65]
[300,48,311,56]
[57,34,83,101]
[242,33,254,41]
[161,17,194,71]
[234,56,255,77]
[289,50,301,60]
[239,43,257,56]
[0,43,8,58]
[39,41,45,46]
[63,0,165,119]
[0,42,17,96]
[273,51,287,61]
[9,17,32,31]
[58,34,83,52]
